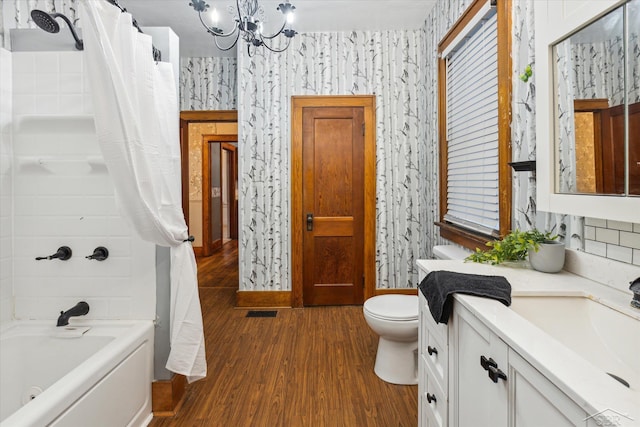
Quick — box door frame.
[179,110,238,232]
[291,95,376,308]
[179,110,237,256]
[202,136,238,256]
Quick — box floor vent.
[246,310,277,318]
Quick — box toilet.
[363,246,471,385]
[363,294,419,385]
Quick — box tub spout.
[56,301,90,326]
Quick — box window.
[437,0,512,250]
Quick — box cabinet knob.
[426,393,437,404]
[427,346,438,356]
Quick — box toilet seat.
[363,295,418,321]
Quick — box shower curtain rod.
[106,0,162,61]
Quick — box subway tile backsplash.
[584,217,640,266]
[9,51,156,321]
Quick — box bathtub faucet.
[56,301,90,326]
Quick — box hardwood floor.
[150,240,418,426]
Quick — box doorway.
[291,96,377,307]
[203,138,238,255]
[179,111,238,257]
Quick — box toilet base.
[373,337,418,385]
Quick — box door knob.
[306,213,313,231]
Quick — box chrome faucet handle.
[630,277,640,309]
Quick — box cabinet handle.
[487,365,508,383]
[427,346,438,356]
[426,393,437,404]
[480,355,497,371]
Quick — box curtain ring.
[183,236,195,243]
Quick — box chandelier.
[189,0,297,56]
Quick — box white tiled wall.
[584,217,640,266]
[11,51,156,321]
[1,48,13,326]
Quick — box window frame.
[436,0,512,250]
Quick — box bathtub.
[0,320,154,427]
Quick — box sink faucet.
[630,278,640,309]
[56,301,90,326]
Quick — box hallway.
[150,241,418,426]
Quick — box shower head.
[30,9,84,51]
[31,9,60,34]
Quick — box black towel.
[418,271,511,324]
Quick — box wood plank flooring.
[150,241,418,427]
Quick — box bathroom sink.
[509,295,640,389]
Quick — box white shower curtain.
[80,0,206,382]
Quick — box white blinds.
[444,9,499,236]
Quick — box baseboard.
[236,290,292,308]
[152,374,187,417]
[375,288,418,296]
[235,289,415,307]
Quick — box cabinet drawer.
[419,364,447,427]
[420,292,448,345]
[421,330,448,393]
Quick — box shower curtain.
[80,0,206,382]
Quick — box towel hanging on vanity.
[419,271,512,324]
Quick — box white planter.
[528,241,565,273]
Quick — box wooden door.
[221,143,239,240]
[301,107,365,306]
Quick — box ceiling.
[118,0,437,57]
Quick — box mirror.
[553,0,639,196]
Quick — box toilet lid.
[363,295,418,321]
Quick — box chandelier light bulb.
[286,11,294,24]
[209,7,219,24]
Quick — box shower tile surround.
[7,50,156,321]
[1,48,13,326]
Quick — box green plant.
[466,229,558,265]
[519,64,533,83]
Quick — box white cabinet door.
[451,302,508,427]
[509,350,588,427]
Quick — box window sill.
[435,222,496,252]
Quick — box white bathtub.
[0,320,154,427]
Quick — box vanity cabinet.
[419,294,589,427]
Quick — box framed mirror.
[554,1,639,196]
[536,0,640,222]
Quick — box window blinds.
[444,9,499,236]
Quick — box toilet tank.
[433,245,471,260]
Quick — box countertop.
[417,259,640,426]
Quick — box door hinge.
[362,123,365,136]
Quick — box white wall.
[0,48,13,325]
[11,50,156,321]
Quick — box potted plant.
[466,229,564,273]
